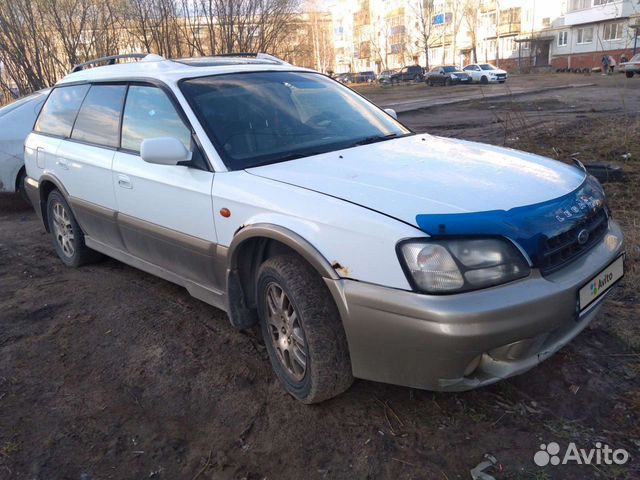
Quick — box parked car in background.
[25,53,624,404]
[463,63,508,84]
[0,89,49,202]
[378,69,397,84]
[335,72,354,84]
[354,71,376,83]
[390,65,424,84]
[621,53,640,78]
[425,66,472,86]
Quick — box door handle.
[117,174,132,189]
[56,158,69,170]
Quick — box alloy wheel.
[52,202,75,258]
[265,282,307,381]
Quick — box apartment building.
[327,0,640,74]
[546,0,640,70]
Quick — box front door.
[111,84,221,290]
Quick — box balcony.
[565,0,628,26]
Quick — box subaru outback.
[24,53,624,403]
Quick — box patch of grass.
[1,441,19,456]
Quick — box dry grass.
[506,115,640,348]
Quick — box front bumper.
[325,220,624,391]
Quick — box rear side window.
[71,84,126,147]
[34,84,90,137]
[120,86,191,152]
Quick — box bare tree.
[463,0,481,63]
[413,0,435,69]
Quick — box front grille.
[540,207,608,274]
[496,73,506,79]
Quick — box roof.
[58,53,311,86]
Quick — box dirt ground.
[1,74,640,480]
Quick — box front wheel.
[445,78,452,86]
[626,71,634,78]
[46,190,102,267]
[481,75,489,84]
[257,254,353,403]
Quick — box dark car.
[354,71,376,83]
[425,65,472,86]
[390,65,424,84]
[334,72,355,84]
[377,69,397,84]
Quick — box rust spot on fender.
[331,261,349,277]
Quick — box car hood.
[246,134,586,229]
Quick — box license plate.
[579,255,624,311]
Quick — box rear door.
[28,84,90,189]
[56,84,127,248]
[111,84,221,289]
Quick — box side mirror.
[384,108,398,120]
[140,137,192,166]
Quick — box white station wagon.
[24,54,624,403]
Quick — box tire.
[16,168,30,205]
[46,189,102,267]
[626,71,634,78]
[445,78,452,86]
[256,254,353,403]
[427,79,434,87]
[480,75,489,85]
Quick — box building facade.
[327,0,640,73]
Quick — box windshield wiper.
[354,133,402,146]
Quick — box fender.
[225,223,339,329]
[33,173,72,232]
[227,223,339,280]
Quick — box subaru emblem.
[577,229,590,245]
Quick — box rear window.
[71,84,126,148]
[34,84,90,137]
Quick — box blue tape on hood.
[415,176,606,266]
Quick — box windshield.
[480,64,496,70]
[181,71,410,170]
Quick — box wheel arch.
[225,224,339,329]
[37,174,70,232]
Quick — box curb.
[380,83,596,113]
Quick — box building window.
[558,31,569,46]
[603,22,624,41]
[593,0,613,5]
[542,17,551,28]
[576,27,593,44]
[569,0,590,11]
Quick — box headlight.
[398,238,530,294]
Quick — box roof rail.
[216,52,290,65]
[70,53,159,73]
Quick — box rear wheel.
[46,190,102,267]
[257,254,353,403]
